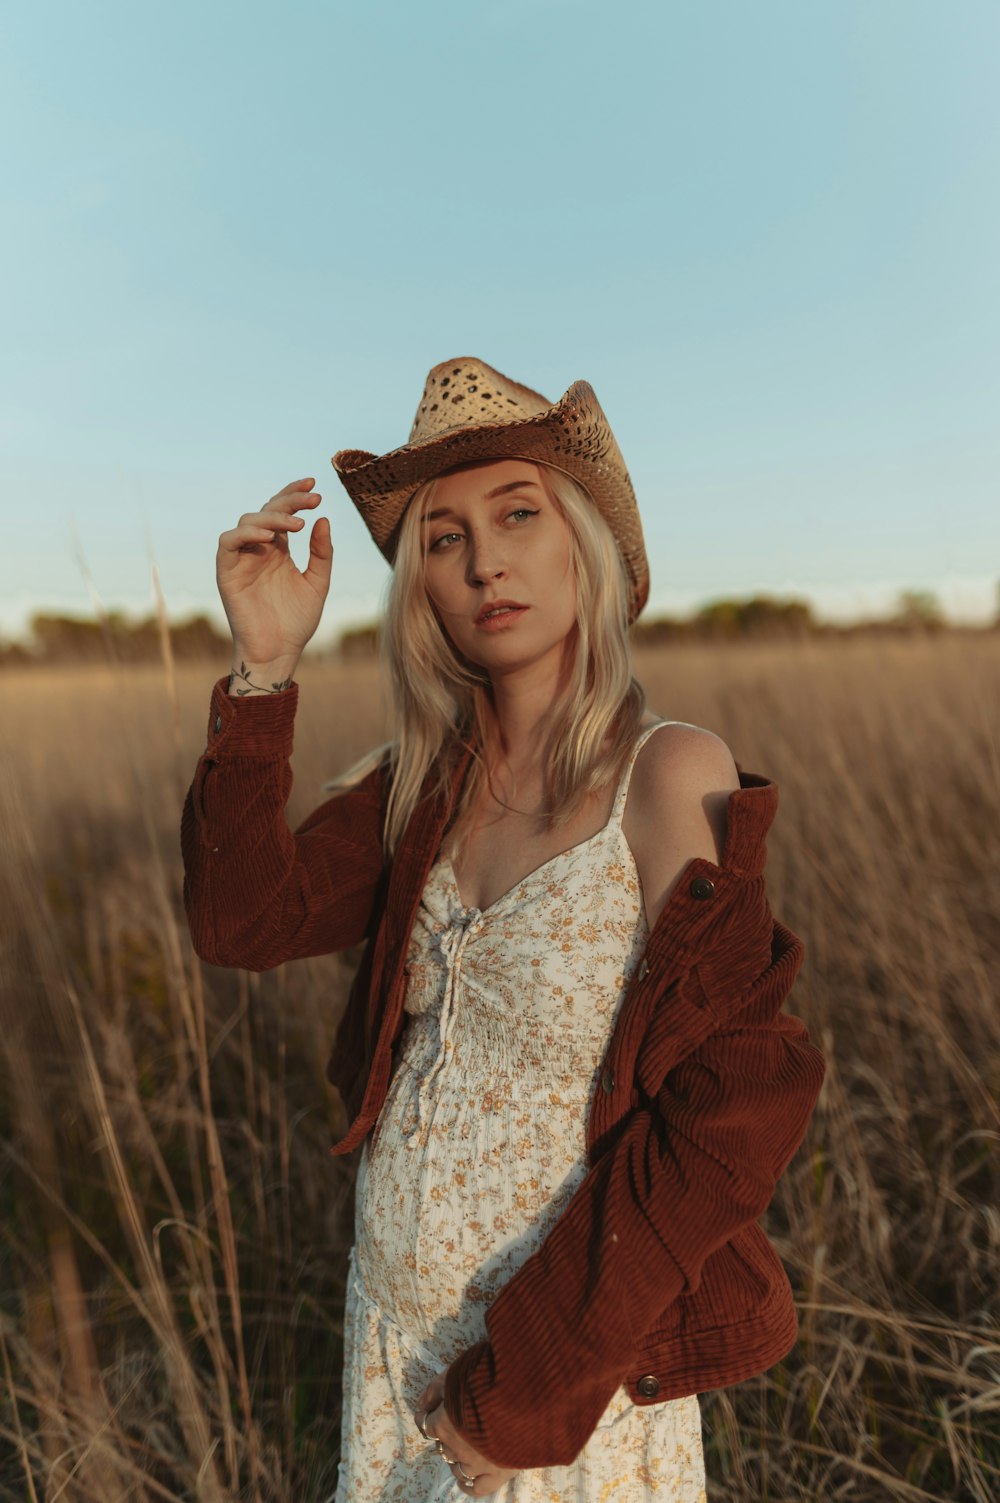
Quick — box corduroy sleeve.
[181,676,387,970]
[443,921,825,1470]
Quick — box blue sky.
[2,0,998,646]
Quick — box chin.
[474,636,575,677]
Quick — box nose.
[466,532,507,587]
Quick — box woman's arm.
[181,676,387,970]
[182,474,383,969]
[623,720,739,929]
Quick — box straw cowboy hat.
[331,356,650,624]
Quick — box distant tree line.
[0,588,991,669]
[0,611,234,668]
[632,588,952,645]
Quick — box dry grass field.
[0,633,997,1501]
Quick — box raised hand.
[216,477,334,685]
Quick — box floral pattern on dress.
[335,723,707,1502]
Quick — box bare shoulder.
[630,720,739,811]
[623,721,741,931]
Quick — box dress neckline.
[442,824,615,919]
[440,720,670,918]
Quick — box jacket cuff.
[204,675,299,759]
[444,1344,503,1458]
[443,1331,622,1471]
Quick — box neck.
[481,642,575,783]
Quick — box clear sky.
[2,0,998,646]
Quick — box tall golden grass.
[0,633,997,1501]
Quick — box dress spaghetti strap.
[607,720,676,828]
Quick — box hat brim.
[332,380,649,623]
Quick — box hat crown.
[408,358,552,444]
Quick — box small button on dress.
[335,722,706,1502]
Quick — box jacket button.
[637,1374,660,1398]
[689,877,715,900]
[214,715,223,733]
[601,1068,615,1093]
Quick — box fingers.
[243,480,322,535]
[416,1376,446,1411]
[416,1399,484,1492]
[218,480,325,558]
[415,1386,515,1496]
[304,515,334,584]
[273,476,317,499]
[436,1445,480,1493]
[219,517,296,553]
[265,478,323,514]
[416,1396,456,1460]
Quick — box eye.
[506,507,539,524]
[428,530,463,553]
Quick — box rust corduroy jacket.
[181,677,826,1470]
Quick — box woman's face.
[419,458,578,680]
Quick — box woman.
[182,357,826,1500]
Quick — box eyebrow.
[422,479,542,524]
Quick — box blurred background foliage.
[0,585,987,669]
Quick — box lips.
[474,599,528,625]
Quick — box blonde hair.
[373,458,645,858]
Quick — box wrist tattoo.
[229,661,294,695]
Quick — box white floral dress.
[335,723,706,1501]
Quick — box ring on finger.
[415,1409,432,1440]
[453,1457,476,1484]
[435,1438,458,1465]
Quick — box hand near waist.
[415,1371,519,1497]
